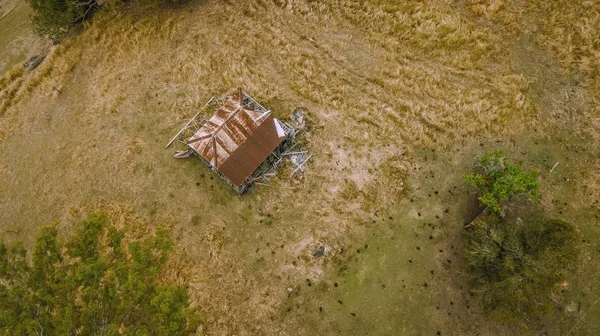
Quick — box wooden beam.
[165,96,215,148]
[290,154,312,177]
[281,151,308,156]
[186,134,211,145]
[214,106,243,135]
[212,137,218,167]
[253,110,271,122]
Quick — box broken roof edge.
[218,115,290,187]
[239,89,269,113]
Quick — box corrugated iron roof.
[187,91,288,187]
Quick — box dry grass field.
[0,0,599,335]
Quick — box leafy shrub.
[26,0,99,40]
[464,150,539,215]
[465,215,578,320]
[26,0,182,40]
[0,213,197,335]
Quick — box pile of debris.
[249,148,312,187]
[253,108,312,185]
[285,150,312,178]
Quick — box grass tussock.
[0,65,25,115]
[468,0,507,18]
[0,65,24,92]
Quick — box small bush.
[464,150,539,215]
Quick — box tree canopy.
[465,215,578,320]
[463,150,579,321]
[26,0,98,40]
[26,0,182,40]
[464,150,540,215]
[0,213,197,335]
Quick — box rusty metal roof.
[187,91,288,187]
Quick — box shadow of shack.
[181,89,295,194]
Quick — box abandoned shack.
[186,90,294,193]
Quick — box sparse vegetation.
[0,212,197,335]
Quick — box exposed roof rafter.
[186,134,212,144]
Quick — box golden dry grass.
[468,0,600,142]
[0,0,599,335]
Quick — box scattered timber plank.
[281,151,308,156]
[290,154,312,177]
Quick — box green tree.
[26,0,183,40]
[464,150,540,215]
[465,216,578,320]
[26,0,98,40]
[0,213,197,335]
